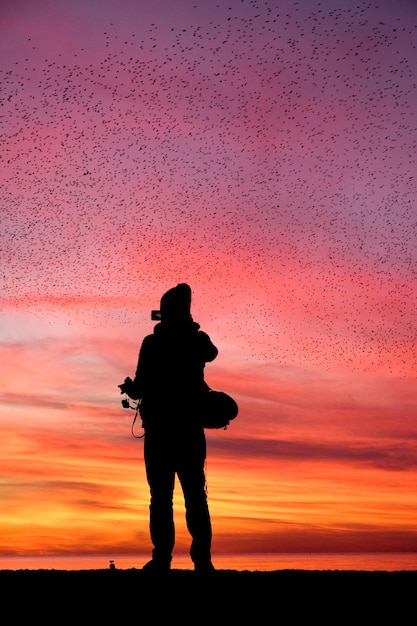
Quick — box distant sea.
[1,553,416,572]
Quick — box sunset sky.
[1,0,417,566]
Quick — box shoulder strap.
[131,406,145,439]
[122,395,145,439]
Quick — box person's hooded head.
[159,283,192,325]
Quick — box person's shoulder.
[197,330,217,349]
[141,333,156,346]
[195,326,212,340]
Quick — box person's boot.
[193,560,215,574]
[142,557,171,573]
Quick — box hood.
[159,283,192,324]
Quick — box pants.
[144,427,212,564]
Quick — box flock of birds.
[2,0,416,375]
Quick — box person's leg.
[177,455,213,570]
[144,433,175,569]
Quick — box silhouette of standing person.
[119,284,218,573]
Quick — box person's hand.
[118,377,133,394]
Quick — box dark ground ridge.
[2,568,415,619]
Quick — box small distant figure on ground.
[109,560,116,570]
[119,283,218,574]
